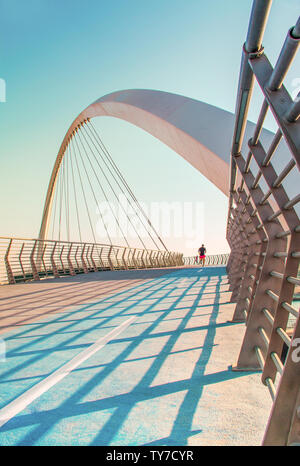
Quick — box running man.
[198,244,206,266]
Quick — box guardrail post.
[149,251,154,267]
[163,252,169,266]
[225,7,300,447]
[81,244,89,273]
[228,202,249,300]
[90,245,98,272]
[30,240,40,281]
[1,237,183,285]
[4,239,16,284]
[74,245,80,272]
[231,191,258,307]
[40,242,48,277]
[18,242,26,281]
[50,241,59,278]
[97,246,104,270]
[59,245,67,274]
[121,248,128,269]
[171,252,177,266]
[227,217,243,292]
[85,245,91,270]
[175,253,182,266]
[140,250,146,268]
[108,245,114,271]
[132,248,138,269]
[67,243,76,276]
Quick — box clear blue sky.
[1,0,299,255]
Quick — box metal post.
[30,240,40,281]
[4,239,16,284]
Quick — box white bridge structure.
[0,0,300,446]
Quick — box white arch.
[39,88,276,241]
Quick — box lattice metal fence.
[227,0,300,445]
[0,237,184,285]
[183,254,229,266]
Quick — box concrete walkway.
[0,266,272,446]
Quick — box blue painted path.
[0,267,272,446]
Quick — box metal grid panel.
[227,0,300,445]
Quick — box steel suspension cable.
[76,126,137,248]
[63,149,70,242]
[69,137,101,246]
[50,167,60,240]
[66,147,71,241]
[87,120,168,251]
[72,132,117,246]
[83,121,163,251]
[58,156,65,242]
[69,142,83,243]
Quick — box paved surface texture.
[0,266,272,446]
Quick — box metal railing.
[0,236,184,285]
[183,254,229,266]
[227,0,300,445]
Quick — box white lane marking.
[0,315,136,428]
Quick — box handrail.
[0,236,184,285]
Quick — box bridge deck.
[0,266,272,446]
